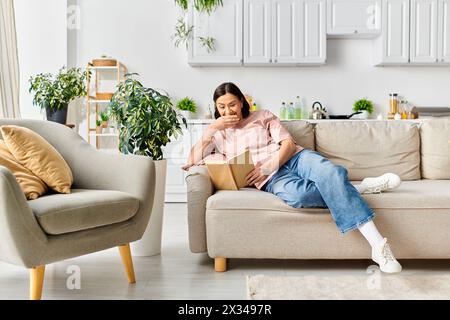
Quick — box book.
[205,149,255,190]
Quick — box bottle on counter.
[279,102,287,120]
[388,93,398,120]
[400,100,408,119]
[302,100,310,119]
[287,102,295,120]
[294,96,303,119]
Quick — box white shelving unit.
[86,60,127,149]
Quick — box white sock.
[354,184,367,194]
[358,221,385,248]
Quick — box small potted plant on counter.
[29,67,90,124]
[353,98,374,120]
[176,97,197,119]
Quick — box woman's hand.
[181,162,194,171]
[245,162,270,187]
[210,115,240,130]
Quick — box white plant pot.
[180,110,193,119]
[354,110,370,120]
[131,159,167,257]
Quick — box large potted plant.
[29,67,90,124]
[108,73,187,256]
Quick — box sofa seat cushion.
[207,180,450,212]
[29,189,139,235]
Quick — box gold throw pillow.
[0,140,48,200]
[0,125,73,194]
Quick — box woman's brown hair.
[213,82,250,119]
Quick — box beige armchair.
[0,120,156,299]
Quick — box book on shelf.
[205,149,255,190]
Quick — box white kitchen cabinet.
[188,0,243,66]
[165,158,188,202]
[327,0,382,37]
[374,0,410,64]
[410,0,439,63]
[164,120,214,202]
[272,0,300,63]
[301,0,327,62]
[438,0,450,62]
[164,124,191,202]
[244,0,326,65]
[244,0,272,63]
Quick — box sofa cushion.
[314,121,421,181]
[29,189,139,235]
[0,140,48,200]
[281,120,315,150]
[420,120,450,179]
[207,180,450,211]
[0,125,73,193]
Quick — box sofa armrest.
[0,166,47,267]
[67,146,156,237]
[185,165,215,253]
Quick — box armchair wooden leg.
[119,244,136,284]
[30,265,45,300]
[215,257,227,272]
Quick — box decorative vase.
[131,159,167,256]
[45,103,68,124]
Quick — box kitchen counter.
[186,117,449,124]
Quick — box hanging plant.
[193,0,223,14]
[174,0,189,11]
[198,36,216,53]
[173,0,223,52]
[172,17,194,49]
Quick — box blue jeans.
[262,149,375,234]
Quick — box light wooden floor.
[1,203,450,300]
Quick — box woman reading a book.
[182,82,402,273]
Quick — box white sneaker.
[360,173,402,194]
[372,238,402,273]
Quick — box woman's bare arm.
[182,126,218,171]
[263,138,299,174]
[182,116,241,171]
[246,138,299,186]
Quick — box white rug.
[247,273,450,300]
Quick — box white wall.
[14,0,67,119]
[43,0,450,124]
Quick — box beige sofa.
[186,120,450,272]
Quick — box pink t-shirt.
[197,109,304,189]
